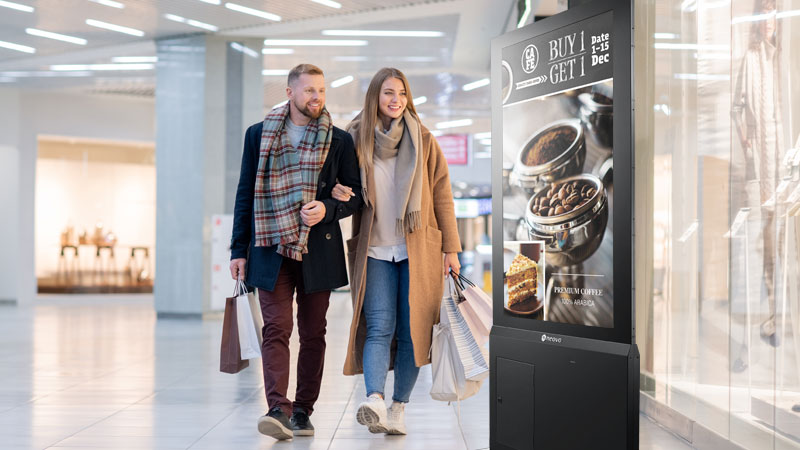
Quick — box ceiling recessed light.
[311,0,341,8]
[25,28,87,45]
[88,0,124,8]
[473,131,491,140]
[262,48,294,54]
[436,118,473,130]
[0,0,33,12]
[330,75,354,88]
[111,56,157,63]
[0,39,35,53]
[264,39,368,47]
[413,96,427,105]
[225,3,281,21]
[262,69,290,76]
[164,14,218,32]
[50,63,154,71]
[86,19,145,37]
[462,78,490,91]
[322,30,444,37]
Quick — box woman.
[332,67,461,435]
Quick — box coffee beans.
[530,179,597,217]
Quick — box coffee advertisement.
[500,11,614,328]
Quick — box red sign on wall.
[437,134,469,165]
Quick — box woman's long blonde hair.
[354,67,419,168]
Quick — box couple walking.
[229,63,462,440]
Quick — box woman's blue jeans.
[362,257,420,403]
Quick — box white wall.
[35,158,155,278]
[10,89,155,304]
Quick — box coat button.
[325,233,332,240]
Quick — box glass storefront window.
[641,0,800,448]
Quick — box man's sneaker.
[258,406,293,440]
[291,407,315,436]
[386,401,407,435]
[356,393,388,434]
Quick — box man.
[230,64,362,440]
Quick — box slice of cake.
[507,253,538,307]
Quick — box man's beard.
[292,99,323,120]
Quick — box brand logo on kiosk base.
[541,334,562,344]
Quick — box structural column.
[0,87,21,305]
[155,35,262,318]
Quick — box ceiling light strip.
[88,0,124,8]
[311,0,341,8]
[0,0,34,12]
[262,48,294,54]
[86,19,145,37]
[322,30,444,37]
[0,39,35,53]
[230,42,259,58]
[112,56,157,63]
[262,69,290,76]
[333,56,368,62]
[50,63,154,71]
[413,96,427,105]
[164,14,218,32]
[462,78,490,91]
[330,75,354,88]
[25,28,87,45]
[436,118,473,130]
[225,3,281,21]
[264,39,368,46]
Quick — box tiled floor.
[0,294,691,449]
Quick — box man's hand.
[230,258,246,280]
[301,201,326,227]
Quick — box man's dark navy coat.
[230,121,363,293]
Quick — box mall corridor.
[0,294,690,450]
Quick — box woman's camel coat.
[343,124,462,376]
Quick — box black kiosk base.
[490,327,639,449]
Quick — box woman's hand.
[331,183,354,202]
[443,252,460,277]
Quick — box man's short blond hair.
[288,64,324,86]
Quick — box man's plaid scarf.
[253,103,332,261]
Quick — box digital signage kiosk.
[490,1,638,448]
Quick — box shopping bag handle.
[449,271,467,304]
[449,270,475,289]
[233,278,248,297]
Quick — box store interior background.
[0,0,799,449]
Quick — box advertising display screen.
[492,0,632,342]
